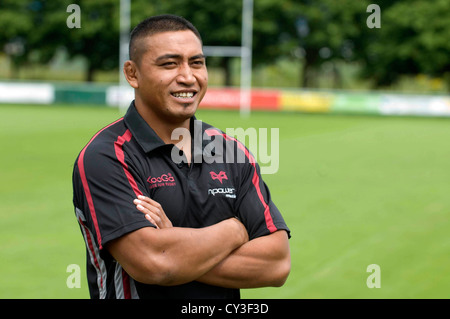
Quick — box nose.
[176,63,196,86]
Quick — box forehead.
[141,30,203,59]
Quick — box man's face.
[132,30,208,124]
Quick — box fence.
[1,81,449,117]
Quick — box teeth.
[172,92,194,98]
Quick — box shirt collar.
[124,101,165,153]
[124,100,200,154]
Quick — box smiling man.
[72,14,290,299]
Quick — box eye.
[161,61,177,67]
[191,60,205,67]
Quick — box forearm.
[108,218,248,286]
[153,219,248,285]
[128,196,290,288]
[197,230,291,289]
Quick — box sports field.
[1,103,449,299]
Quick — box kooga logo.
[147,173,175,184]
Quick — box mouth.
[171,91,197,99]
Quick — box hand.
[133,195,173,229]
[227,217,249,245]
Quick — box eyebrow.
[155,53,206,63]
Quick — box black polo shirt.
[72,101,290,299]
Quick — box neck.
[134,100,191,145]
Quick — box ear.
[123,60,139,89]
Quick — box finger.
[138,195,164,211]
[136,203,158,221]
[136,204,164,228]
[136,204,160,228]
[144,214,159,229]
[134,197,172,228]
[135,198,166,219]
[134,199,163,217]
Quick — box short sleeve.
[72,137,154,251]
[235,160,291,240]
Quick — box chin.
[167,103,198,123]
[180,102,198,115]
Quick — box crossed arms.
[107,196,291,288]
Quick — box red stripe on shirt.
[78,118,124,250]
[122,268,132,299]
[113,129,139,299]
[205,129,277,233]
[78,217,104,289]
[114,129,143,198]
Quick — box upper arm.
[249,230,290,267]
[238,229,291,286]
[254,230,291,287]
[106,227,168,285]
[73,136,154,250]
[235,161,291,240]
[106,218,249,286]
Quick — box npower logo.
[208,187,236,198]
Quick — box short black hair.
[129,14,202,63]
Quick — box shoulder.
[74,117,126,169]
[200,121,248,151]
[198,120,256,172]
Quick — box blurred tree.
[62,0,157,81]
[51,0,155,82]
[63,0,121,82]
[157,0,376,88]
[281,0,370,88]
[361,0,450,88]
[250,0,449,89]
[0,0,34,78]
[0,0,156,82]
[156,0,340,87]
[1,0,448,89]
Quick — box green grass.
[1,103,449,299]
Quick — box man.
[72,14,290,299]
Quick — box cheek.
[197,72,208,86]
[141,76,168,95]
